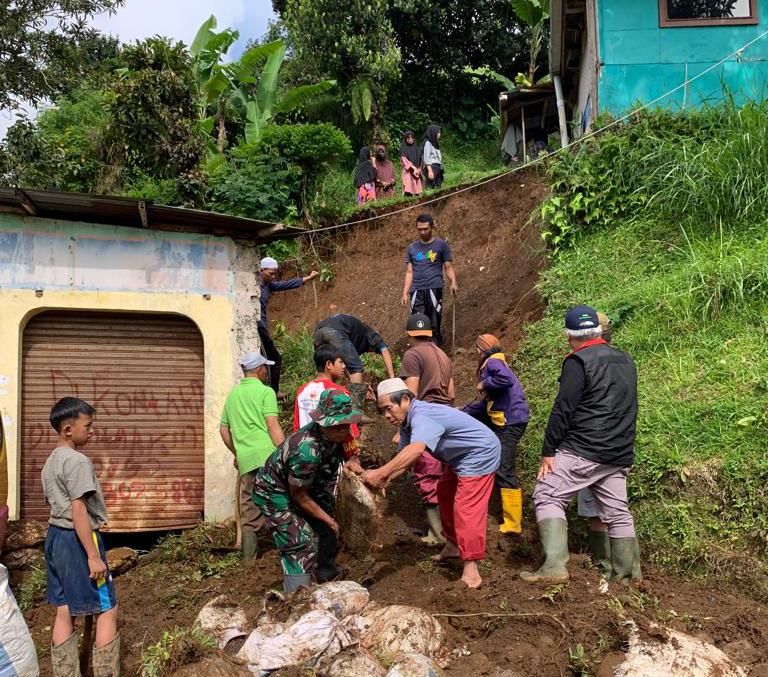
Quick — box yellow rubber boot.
[499,488,523,534]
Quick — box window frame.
[658,0,758,27]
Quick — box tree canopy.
[0,0,124,110]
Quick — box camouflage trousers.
[252,492,334,576]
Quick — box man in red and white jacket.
[294,345,362,468]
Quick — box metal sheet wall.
[21,311,205,531]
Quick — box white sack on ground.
[236,609,357,675]
[194,595,249,649]
[326,648,387,677]
[0,564,39,677]
[310,581,370,619]
[336,468,383,554]
[386,652,444,677]
[614,622,747,677]
[361,605,444,662]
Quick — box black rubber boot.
[316,531,342,583]
[587,530,612,579]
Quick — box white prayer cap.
[260,256,279,270]
[377,378,410,399]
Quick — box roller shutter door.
[21,311,205,531]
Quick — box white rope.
[305,28,768,236]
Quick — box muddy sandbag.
[195,595,249,649]
[386,652,444,677]
[310,581,370,619]
[326,648,387,677]
[0,564,39,677]
[614,622,747,677]
[3,520,47,552]
[336,468,384,554]
[236,609,356,675]
[361,606,443,662]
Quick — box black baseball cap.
[564,305,600,331]
[406,313,432,337]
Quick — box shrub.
[208,141,302,223]
[139,627,216,677]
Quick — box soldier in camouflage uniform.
[252,389,362,592]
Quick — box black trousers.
[425,163,444,189]
[495,422,527,489]
[410,288,444,346]
[258,325,282,393]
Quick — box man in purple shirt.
[259,257,318,397]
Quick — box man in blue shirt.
[401,213,458,347]
[259,257,318,397]
[364,378,500,589]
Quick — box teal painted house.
[550,0,768,134]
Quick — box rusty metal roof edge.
[0,187,308,242]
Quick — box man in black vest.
[520,305,641,585]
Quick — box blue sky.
[0,0,276,136]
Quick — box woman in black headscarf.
[400,130,423,197]
[422,124,443,189]
[354,147,378,204]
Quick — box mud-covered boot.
[51,633,82,677]
[241,531,258,560]
[348,383,375,424]
[420,505,445,546]
[519,518,570,583]
[587,529,612,579]
[499,488,523,535]
[92,634,120,677]
[283,574,312,593]
[316,531,342,582]
[632,539,642,581]
[609,537,642,585]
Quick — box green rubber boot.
[241,531,258,560]
[51,633,82,677]
[587,530,612,579]
[283,574,313,593]
[520,518,570,583]
[420,505,445,546]
[609,537,642,585]
[92,634,120,677]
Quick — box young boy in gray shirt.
[42,397,119,677]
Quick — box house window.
[659,0,758,26]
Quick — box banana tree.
[190,15,336,151]
[510,0,551,87]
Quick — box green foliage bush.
[208,141,302,222]
[257,123,351,174]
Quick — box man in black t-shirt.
[313,314,395,413]
[401,213,458,346]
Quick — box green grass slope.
[515,102,768,598]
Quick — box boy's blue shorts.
[44,525,117,616]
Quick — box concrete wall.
[598,0,768,113]
[0,212,261,522]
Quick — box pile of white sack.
[194,581,445,677]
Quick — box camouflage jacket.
[251,423,345,512]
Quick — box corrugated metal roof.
[0,187,307,242]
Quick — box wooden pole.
[312,280,319,324]
[521,104,527,161]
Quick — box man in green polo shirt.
[220,352,286,559]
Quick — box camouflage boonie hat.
[309,389,362,427]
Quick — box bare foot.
[461,561,482,589]
[432,542,460,562]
